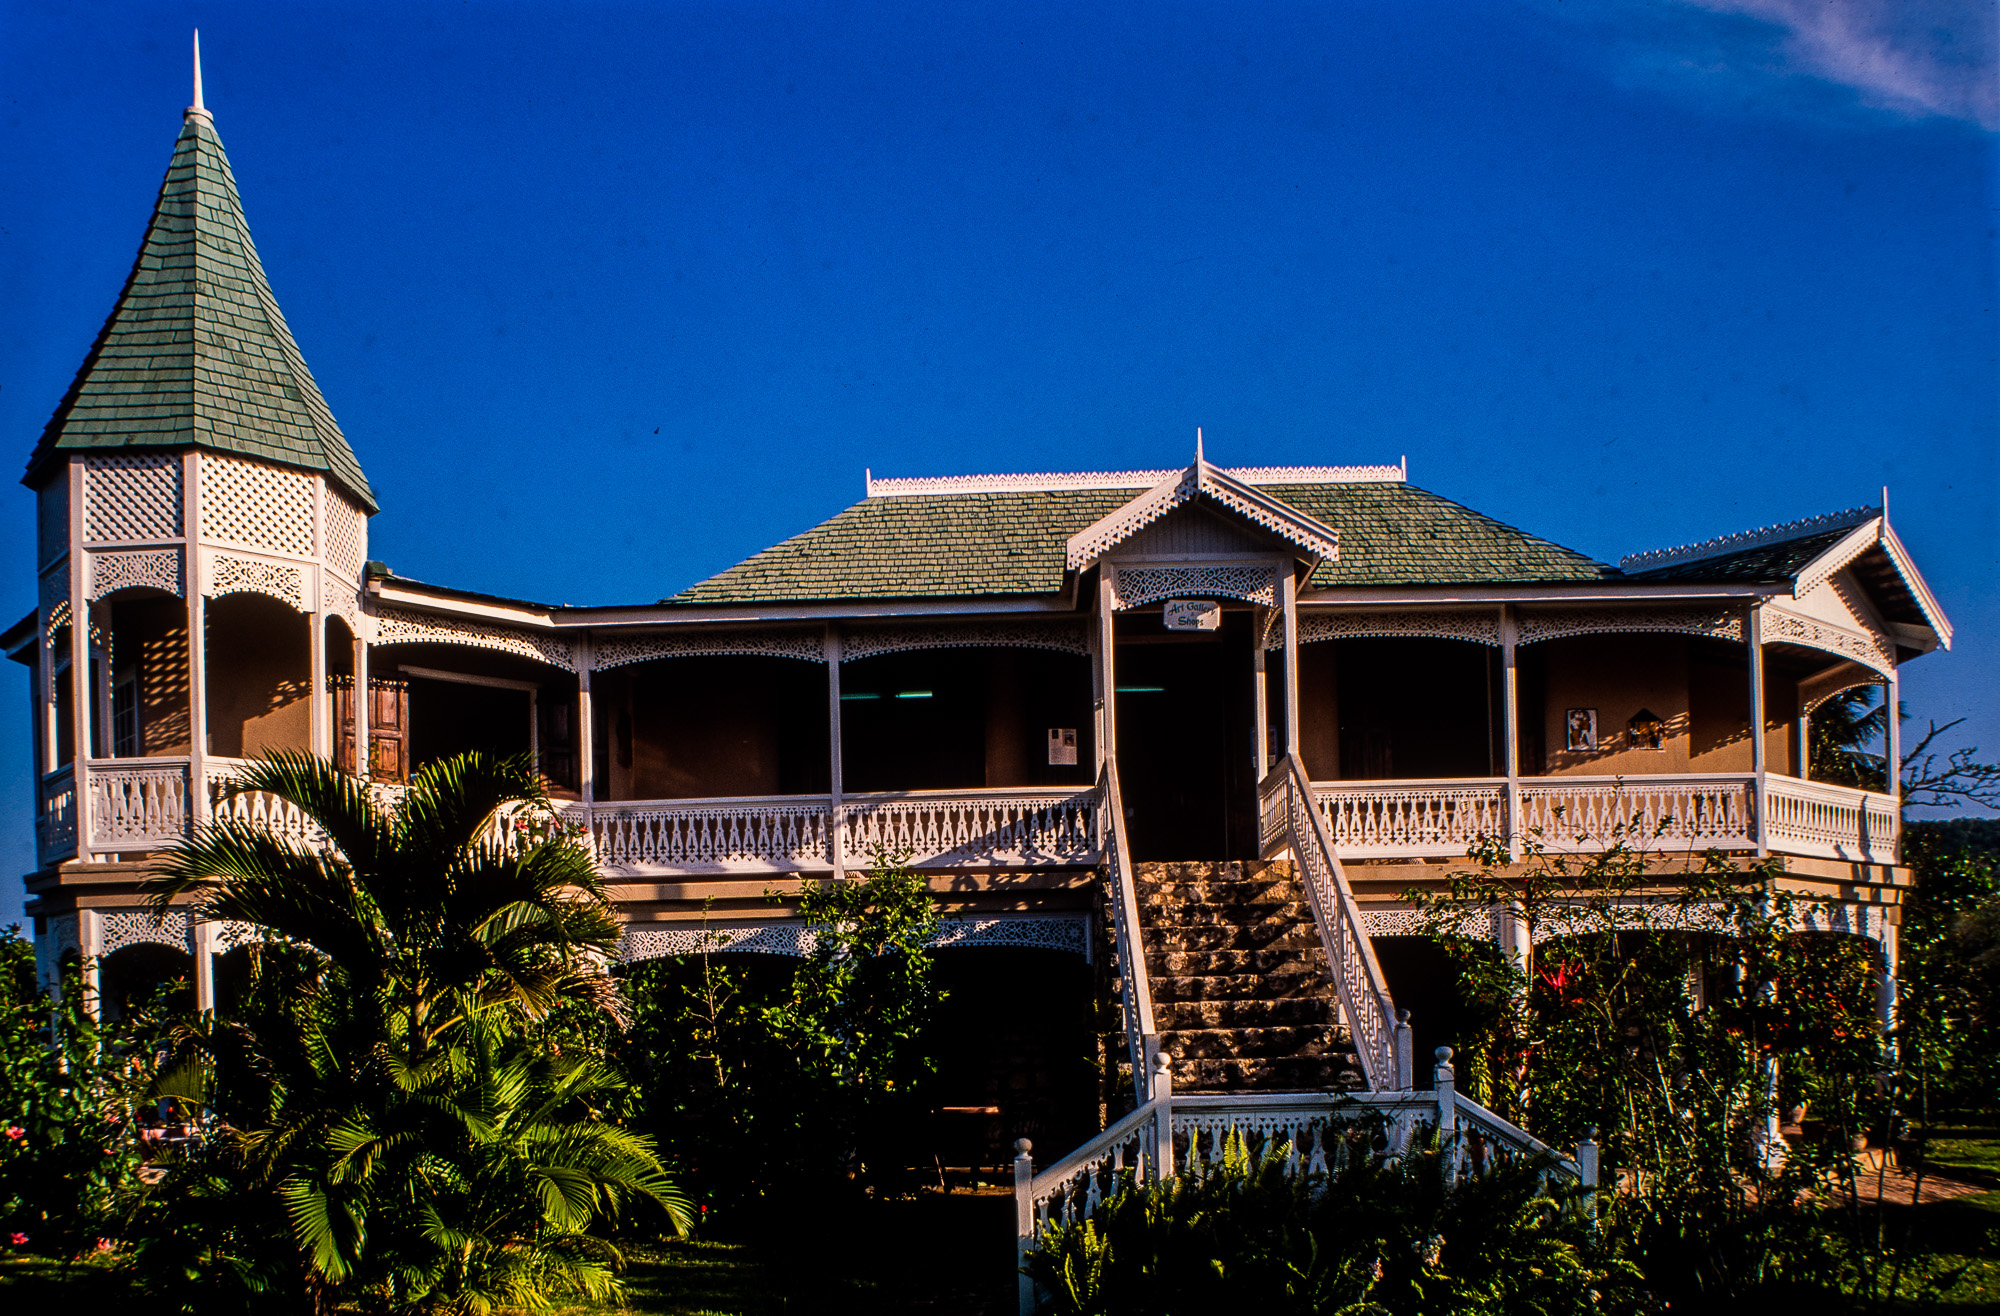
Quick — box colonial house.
[13,77,1950,1193]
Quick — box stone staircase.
[1136,860,1364,1093]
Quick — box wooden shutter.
[330,676,357,774]
[369,677,410,783]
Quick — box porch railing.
[1309,772,1894,865]
[84,757,190,857]
[205,757,327,847]
[1099,761,1158,1104]
[37,766,77,867]
[590,794,835,872]
[843,786,1100,866]
[1263,753,1404,1090]
[1015,1053,1594,1316]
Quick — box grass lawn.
[1903,1120,2000,1312]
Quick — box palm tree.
[139,750,687,1313]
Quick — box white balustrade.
[591,795,834,872]
[1761,772,1898,863]
[205,758,326,847]
[1311,778,1508,858]
[1100,765,1157,1102]
[86,757,191,854]
[1517,774,1754,853]
[38,766,77,865]
[842,786,1100,866]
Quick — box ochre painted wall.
[204,594,310,759]
[1539,634,1692,775]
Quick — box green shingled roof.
[23,112,375,510]
[668,479,1611,605]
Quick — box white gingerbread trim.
[208,554,306,612]
[1066,464,1341,569]
[100,908,194,956]
[1620,507,1878,572]
[594,629,827,670]
[372,605,576,672]
[1515,606,1745,647]
[1760,604,1893,674]
[1111,563,1278,610]
[1279,608,1500,650]
[868,463,1404,498]
[89,548,184,600]
[841,619,1090,662]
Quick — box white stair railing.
[1100,760,1160,1104]
[1263,752,1404,1091]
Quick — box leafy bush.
[1025,1127,1627,1315]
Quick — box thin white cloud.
[1687,0,1997,128]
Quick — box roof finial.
[188,30,211,122]
[1195,426,1204,467]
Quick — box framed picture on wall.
[1047,727,1078,766]
[1565,707,1598,752]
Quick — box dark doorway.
[1113,610,1255,861]
[406,677,531,770]
[1370,936,1477,1088]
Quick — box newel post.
[1576,1127,1599,1219]
[1395,1009,1414,1091]
[1014,1138,1036,1316]
[1434,1046,1457,1183]
[1152,1050,1175,1182]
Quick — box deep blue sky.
[1,1,1993,924]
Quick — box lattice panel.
[84,454,183,543]
[200,456,315,558]
[1111,563,1277,609]
[324,494,368,583]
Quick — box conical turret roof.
[24,107,376,510]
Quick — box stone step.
[1142,924,1323,954]
[1156,996,1333,1030]
[1161,1025,1351,1060]
[1153,948,1325,976]
[1151,970,1329,1002]
[1172,1055,1367,1094]
[1136,879,1297,905]
[1133,861,1280,883]
[1142,900,1309,926]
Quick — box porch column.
[192,917,219,1013]
[77,906,102,1020]
[826,624,847,877]
[183,452,209,820]
[1876,921,1899,1060]
[1096,571,1117,767]
[67,458,92,855]
[351,632,370,781]
[307,603,329,758]
[1748,604,1768,858]
[576,633,595,807]
[1251,608,1269,779]
[1885,665,1901,808]
[1500,606,1521,861]
[1279,569,1300,756]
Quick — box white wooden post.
[1500,605,1521,860]
[1395,1009,1414,1092]
[1151,1050,1174,1181]
[1434,1046,1456,1182]
[1885,666,1901,859]
[1576,1128,1599,1219]
[1014,1138,1036,1316]
[576,633,595,807]
[184,452,209,817]
[1876,923,1900,1062]
[67,459,92,855]
[1748,603,1768,857]
[1097,571,1117,766]
[1279,570,1300,756]
[192,917,218,1013]
[351,633,370,783]
[1251,609,1269,778]
[77,907,102,1020]
[308,477,329,757]
[826,625,847,877]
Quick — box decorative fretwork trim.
[208,555,306,612]
[1515,606,1744,647]
[869,464,1404,498]
[101,909,193,956]
[1620,506,1878,572]
[1112,563,1277,610]
[41,568,70,630]
[322,576,360,629]
[1278,609,1499,650]
[618,913,1092,962]
[90,548,183,600]
[1761,605,1893,674]
[372,605,576,672]
[1066,465,1342,569]
[1794,527,1879,599]
[594,629,826,670]
[1362,899,1886,946]
[841,620,1089,662]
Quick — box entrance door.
[1113,610,1256,862]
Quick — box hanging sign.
[1162,599,1222,631]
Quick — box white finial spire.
[1195,427,1204,467]
[188,31,211,122]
